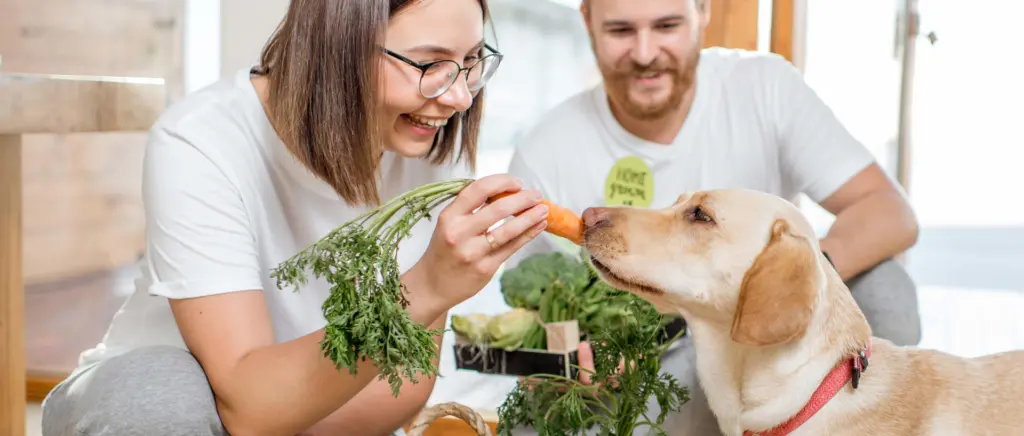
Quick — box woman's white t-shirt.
[75,67,471,372]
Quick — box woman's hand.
[416,174,549,309]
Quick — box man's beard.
[601,49,700,121]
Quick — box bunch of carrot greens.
[270,179,473,396]
[495,254,690,435]
[270,178,689,432]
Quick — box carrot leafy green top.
[271,179,472,395]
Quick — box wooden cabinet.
[1,72,167,436]
[0,2,184,430]
[703,0,799,66]
[1,0,184,285]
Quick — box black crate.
[451,317,686,378]
[452,343,580,379]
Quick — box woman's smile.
[399,113,450,139]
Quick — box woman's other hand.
[416,173,548,308]
[577,340,627,387]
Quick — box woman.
[40,0,549,435]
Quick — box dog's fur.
[582,189,1024,436]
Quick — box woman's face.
[380,0,485,158]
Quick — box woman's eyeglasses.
[382,43,503,99]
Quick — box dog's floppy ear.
[730,218,820,346]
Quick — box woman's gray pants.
[41,345,229,436]
[40,347,408,436]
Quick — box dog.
[581,189,1024,436]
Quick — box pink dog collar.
[744,339,872,436]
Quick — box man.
[502,0,922,434]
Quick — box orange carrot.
[489,192,584,246]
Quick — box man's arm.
[300,311,448,436]
[816,163,919,281]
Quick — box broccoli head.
[499,251,592,310]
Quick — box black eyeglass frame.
[381,43,504,99]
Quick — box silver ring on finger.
[485,231,500,250]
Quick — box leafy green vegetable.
[521,320,547,350]
[451,309,548,351]
[500,251,591,310]
[496,299,690,435]
[495,252,690,435]
[487,308,542,351]
[502,251,675,339]
[269,179,474,397]
[451,313,492,344]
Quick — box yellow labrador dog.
[581,189,1024,436]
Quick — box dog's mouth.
[589,256,664,296]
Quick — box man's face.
[584,0,708,120]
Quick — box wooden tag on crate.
[543,320,580,353]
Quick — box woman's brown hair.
[254,0,491,206]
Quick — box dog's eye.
[687,206,714,223]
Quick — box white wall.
[183,0,288,94]
[219,0,290,78]
[183,0,221,94]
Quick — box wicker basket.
[405,402,495,436]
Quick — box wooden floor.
[25,264,135,377]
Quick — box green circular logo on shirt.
[604,156,654,208]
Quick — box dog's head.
[583,189,829,347]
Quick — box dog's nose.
[582,207,612,229]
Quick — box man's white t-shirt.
[75,67,469,372]
[505,48,876,268]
